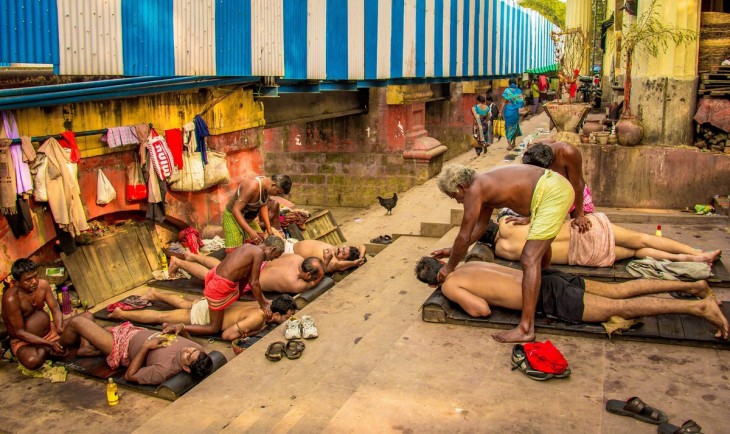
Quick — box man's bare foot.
[141,288,158,302]
[168,257,180,277]
[696,298,729,340]
[77,340,101,357]
[109,307,127,320]
[492,325,535,343]
[685,249,723,265]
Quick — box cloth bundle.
[568,212,615,267]
[626,258,711,281]
[280,210,310,230]
[178,227,204,254]
[106,295,152,312]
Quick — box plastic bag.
[169,148,205,192]
[96,168,116,205]
[31,153,49,202]
[202,150,230,188]
[493,118,506,138]
[126,157,147,201]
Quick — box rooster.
[377,193,398,215]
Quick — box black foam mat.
[147,276,337,309]
[422,289,730,350]
[55,349,227,401]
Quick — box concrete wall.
[580,144,730,208]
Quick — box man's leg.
[109,307,191,325]
[584,279,714,300]
[142,288,195,309]
[15,346,51,370]
[581,293,729,339]
[59,316,114,356]
[613,224,722,263]
[267,200,282,231]
[494,238,553,343]
[169,255,217,280]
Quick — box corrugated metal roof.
[57,0,123,75]
[1,0,558,81]
[173,0,216,75]
[0,0,59,68]
[250,0,284,76]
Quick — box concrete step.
[419,222,454,238]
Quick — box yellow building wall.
[11,87,265,158]
[633,0,700,80]
[565,0,593,74]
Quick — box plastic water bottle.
[61,286,72,315]
[655,225,662,237]
[106,378,119,406]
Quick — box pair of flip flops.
[606,397,703,432]
[370,235,393,245]
[265,340,305,361]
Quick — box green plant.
[620,0,697,116]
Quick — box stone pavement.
[136,113,730,433]
[1,113,728,433]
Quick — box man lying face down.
[414,257,729,340]
[111,290,297,341]
[58,316,214,385]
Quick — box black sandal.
[658,420,702,434]
[265,341,286,362]
[284,340,305,359]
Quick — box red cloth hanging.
[164,128,184,169]
[57,131,81,163]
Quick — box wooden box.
[286,209,347,246]
[61,221,161,307]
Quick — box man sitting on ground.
[293,239,366,273]
[169,251,326,295]
[170,236,284,337]
[2,259,67,369]
[58,315,214,385]
[415,257,729,339]
[485,213,722,267]
[110,289,297,341]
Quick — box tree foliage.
[518,0,566,29]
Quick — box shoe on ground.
[284,317,302,340]
[301,315,318,339]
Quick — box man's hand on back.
[570,215,592,234]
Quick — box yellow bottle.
[655,225,662,237]
[106,378,119,406]
[160,253,168,271]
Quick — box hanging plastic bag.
[169,148,205,192]
[96,168,116,205]
[202,150,230,188]
[30,153,49,202]
[493,118,506,138]
[126,156,148,201]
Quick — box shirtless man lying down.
[414,257,728,340]
[110,289,297,341]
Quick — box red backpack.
[511,340,571,381]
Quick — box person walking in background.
[500,78,525,150]
[530,79,541,116]
[470,95,492,157]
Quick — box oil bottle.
[107,378,119,406]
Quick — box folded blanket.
[626,258,711,281]
[568,212,615,267]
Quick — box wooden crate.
[61,221,161,307]
[287,209,347,246]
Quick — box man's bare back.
[444,262,524,310]
[467,165,545,217]
[259,254,324,293]
[216,244,261,284]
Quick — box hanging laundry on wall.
[1,112,33,195]
[102,126,140,148]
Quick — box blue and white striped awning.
[0,0,557,81]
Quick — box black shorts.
[536,269,585,324]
